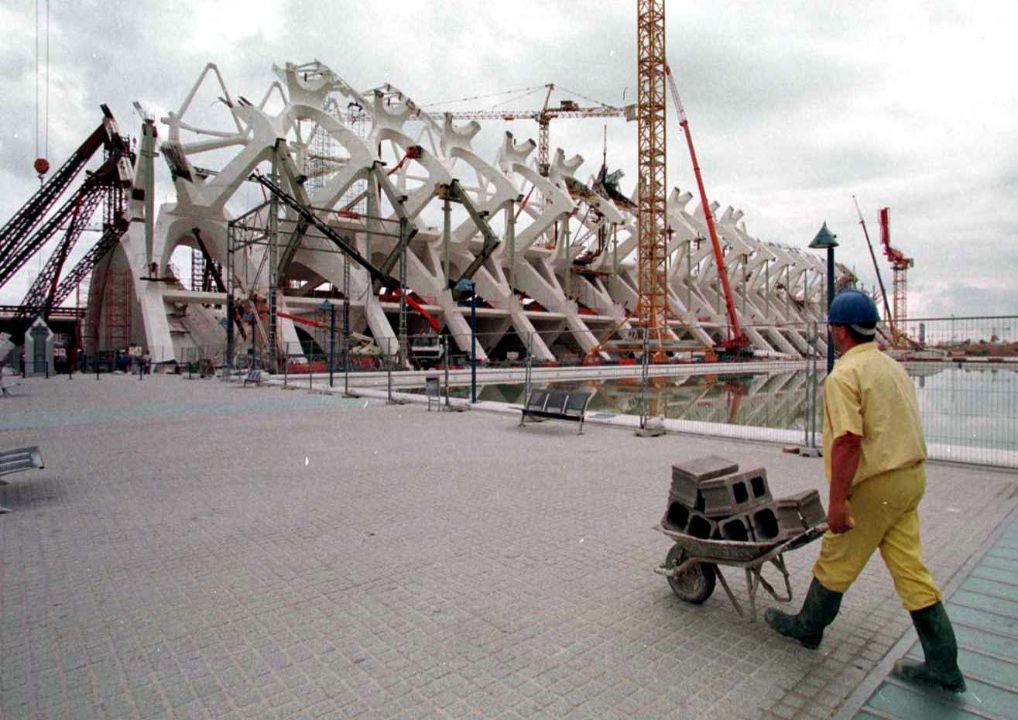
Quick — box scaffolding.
[103,267,132,351]
[226,168,412,373]
[190,248,204,291]
[74,278,90,354]
[189,246,222,293]
[306,97,368,209]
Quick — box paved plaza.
[1,373,1016,719]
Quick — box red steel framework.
[103,267,132,351]
[636,0,671,360]
[879,207,913,347]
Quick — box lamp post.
[809,222,839,373]
[454,278,478,403]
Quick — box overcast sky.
[1,0,1015,319]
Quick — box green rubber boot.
[892,602,966,693]
[764,577,843,649]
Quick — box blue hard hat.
[828,289,880,326]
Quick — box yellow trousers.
[813,463,942,611]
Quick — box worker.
[764,289,965,694]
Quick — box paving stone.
[0,375,1013,720]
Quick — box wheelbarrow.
[653,522,828,622]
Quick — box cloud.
[0,0,1015,319]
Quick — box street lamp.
[809,222,839,373]
[454,278,478,403]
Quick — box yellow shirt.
[822,343,926,484]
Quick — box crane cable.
[34,0,50,182]
[421,84,547,109]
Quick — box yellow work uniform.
[813,343,942,611]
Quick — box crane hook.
[33,157,49,182]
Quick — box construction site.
[0,3,890,372]
[3,3,1018,720]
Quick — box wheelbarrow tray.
[654,522,828,621]
[654,523,827,566]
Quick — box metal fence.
[13,315,1017,468]
[888,316,1018,467]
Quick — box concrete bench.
[519,388,592,434]
[0,446,45,514]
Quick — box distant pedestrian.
[765,289,966,693]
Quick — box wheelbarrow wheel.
[664,544,716,604]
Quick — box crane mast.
[635,0,672,361]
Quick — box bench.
[0,446,45,514]
[519,389,592,434]
[243,368,263,386]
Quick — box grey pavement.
[1,373,1016,719]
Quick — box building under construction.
[1,59,853,368]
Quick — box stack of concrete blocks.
[663,456,826,542]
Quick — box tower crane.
[634,0,671,361]
[586,0,720,365]
[437,84,632,176]
[879,207,913,347]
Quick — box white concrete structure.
[93,61,847,364]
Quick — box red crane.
[664,63,748,354]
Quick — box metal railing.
[8,315,1016,468]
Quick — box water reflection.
[455,365,1018,450]
[468,370,814,430]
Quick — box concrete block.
[716,491,824,544]
[750,506,801,542]
[772,490,826,531]
[662,496,717,540]
[699,468,772,518]
[670,456,739,508]
[718,513,755,542]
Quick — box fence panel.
[34,311,1014,467]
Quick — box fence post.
[470,296,477,403]
[640,325,649,430]
[525,332,533,403]
[443,334,450,410]
[329,303,335,389]
[387,338,394,404]
[805,321,819,450]
[343,340,350,397]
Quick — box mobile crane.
[665,63,750,356]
